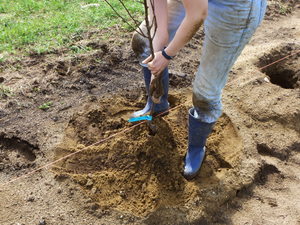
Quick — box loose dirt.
[0,2,299,225]
[53,94,243,219]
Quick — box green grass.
[0,84,13,98]
[38,101,53,110]
[0,0,143,55]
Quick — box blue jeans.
[132,0,267,123]
[193,0,267,122]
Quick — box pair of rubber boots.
[133,67,214,179]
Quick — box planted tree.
[104,0,164,116]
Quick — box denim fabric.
[133,0,267,122]
[193,0,267,122]
[167,0,186,42]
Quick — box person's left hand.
[142,51,170,76]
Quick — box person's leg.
[184,0,267,178]
[193,0,267,123]
[131,0,185,117]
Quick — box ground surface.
[0,2,299,225]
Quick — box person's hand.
[142,51,170,76]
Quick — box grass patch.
[0,85,13,98]
[0,0,143,55]
[39,101,53,110]
[0,54,6,63]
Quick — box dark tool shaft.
[148,103,157,135]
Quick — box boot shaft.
[188,108,215,148]
[142,66,169,113]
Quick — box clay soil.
[0,2,300,225]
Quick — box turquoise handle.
[128,115,153,122]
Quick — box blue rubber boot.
[183,108,215,179]
[132,66,169,117]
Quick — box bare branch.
[119,0,141,27]
[143,0,156,59]
[103,0,163,114]
[103,0,146,36]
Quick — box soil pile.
[54,94,243,221]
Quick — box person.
[131,0,267,179]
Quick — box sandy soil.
[0,1,299,225]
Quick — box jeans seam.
[218,0,254,82]
[258,0,266,26]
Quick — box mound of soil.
[53,93,243,221]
